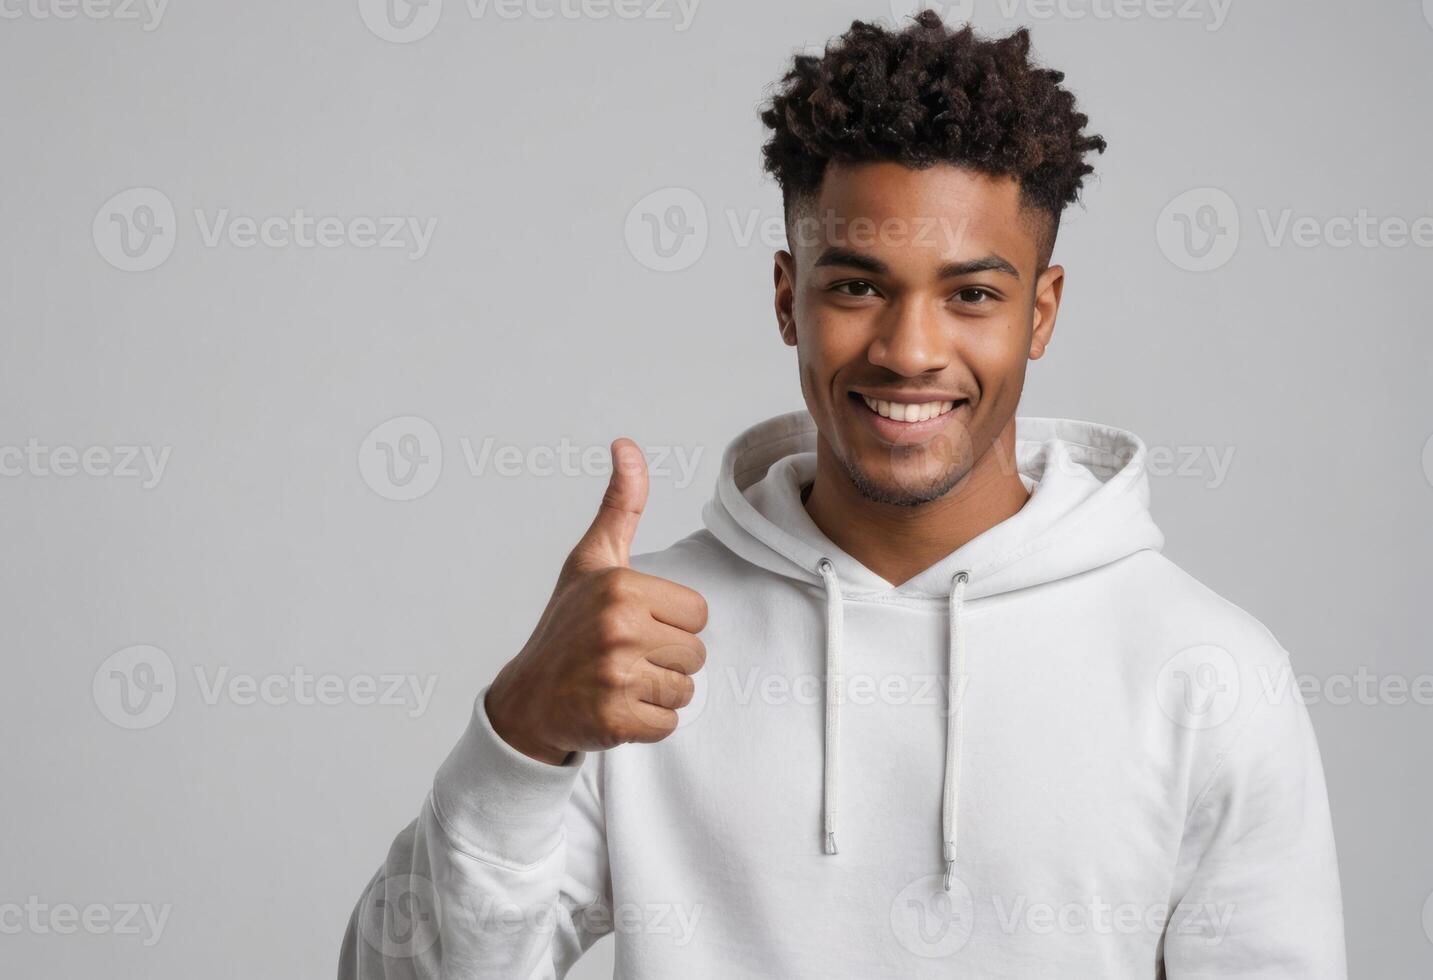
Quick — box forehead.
[795,161,1040,270]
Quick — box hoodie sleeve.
[1162,654,1346,979]
[338,687,612,979]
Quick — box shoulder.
[1108,552,1321,803]
[1103,549,1294,677]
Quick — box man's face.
[773,161,1064,506]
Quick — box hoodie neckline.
[702,409,1164,602]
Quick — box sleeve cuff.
[431,685,586,866]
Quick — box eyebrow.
[813,247,1021,281]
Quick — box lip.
[848,391,967,445]
[851,389,964,404]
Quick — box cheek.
[796,310,864,382]
[812,291,888,352]
[952,321,1030,416]
[961,314,1031,374]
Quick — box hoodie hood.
[700,409,1165,888]
[702,409,1164,600]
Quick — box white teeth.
[860,396,957,423]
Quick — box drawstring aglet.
[942,841,957,891]
[824,832,838,855]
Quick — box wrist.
[483,683,571,767]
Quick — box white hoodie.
[341,410,1346,979]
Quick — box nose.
[866,297,950,377]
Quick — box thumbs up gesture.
[485,439,709,765]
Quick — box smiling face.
[774,161,1065,506]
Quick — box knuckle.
[594,609,635,648]
[653,709,680,738]
[591,654,628,690]
[673,675,696,708]
[596,700,635,741]
[629,671,661,703]
[596,566,635,603]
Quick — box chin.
[841,454,968,508]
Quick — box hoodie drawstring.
[816,559,971,890]
[943,569,970,891]
[816,557,842,855]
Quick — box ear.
[1029,264,1064,361]
[773,250,798,347]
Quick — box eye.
[954,286,995,305]
[831,279,879,298]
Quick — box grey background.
[2,0,1430,976]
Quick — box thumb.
[569,438,648,572]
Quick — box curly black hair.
[760,13,1106,266]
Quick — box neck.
[802,415,1031,588]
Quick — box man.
[341,13,1345,978]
